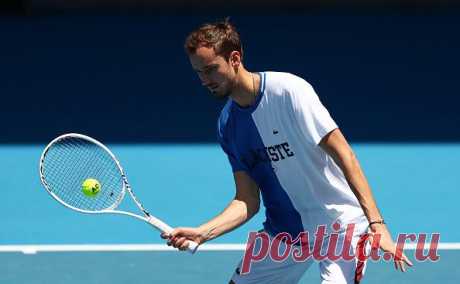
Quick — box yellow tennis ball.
[82,178,101,197]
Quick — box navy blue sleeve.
[217,105,247,173]
[217,130,247,173]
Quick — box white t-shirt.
[217,72,367,238]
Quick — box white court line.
[0,244,246,254]
[0,243,458,254]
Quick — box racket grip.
[147,216,199,254]
[147,215,174,233]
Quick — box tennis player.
[162,20,413,283]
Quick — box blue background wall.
[1,14,459,143]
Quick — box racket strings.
[57,140,112,208]
[41,137,124,211]
[45,139,120,210]
[44,140,106,209]
[66,139,123,209]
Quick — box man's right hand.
[161,227,206,251]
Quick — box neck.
[230,68,259,108]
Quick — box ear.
[229,51,242,69]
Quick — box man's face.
[189,46,237,99]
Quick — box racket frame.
[39,133,197,253]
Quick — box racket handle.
[147,215,174,233]
[147,215,199,254]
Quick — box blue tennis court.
[1,144,458,283]
[1,250,458,283]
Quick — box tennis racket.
[39,133,198,253]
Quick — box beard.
[210,89,231,100]
[209,78,238,101]
[209,83,232,101]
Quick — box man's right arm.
[163,171,260,250]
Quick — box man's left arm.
[319,128,413,272]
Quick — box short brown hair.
[184,19,243,61]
